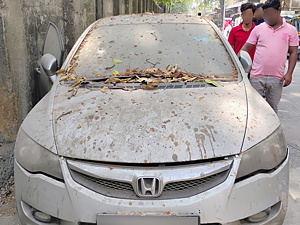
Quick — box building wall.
[0,0,161,186]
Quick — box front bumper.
[14,153,289,225]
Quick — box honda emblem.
[136,177,162,197]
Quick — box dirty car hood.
[53,83,247,163]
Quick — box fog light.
[33,210,52,223]
[246,207,271,223]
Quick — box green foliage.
[194,0,220,13]
[155,0,194,13]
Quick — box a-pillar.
[124,0,132,14]
[119,0,126,14]
[102,0,114,17]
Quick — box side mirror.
[239,50,252,73]
[41,53,58,77]
[43,22,65,67]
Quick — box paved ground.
[0,176,18,225]
[0,63,300,225]
[279,62,300,225]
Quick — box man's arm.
[241,42,254,53]
[237,42,254,58]
[284,46,298,87]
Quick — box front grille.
[164,171,227,191]
[69,166,230,200]
[161,170,229,199]
[70,170,137,199]
[83,174,133,191]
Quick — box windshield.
[66,17,237,81]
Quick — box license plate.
[97,214,200,225]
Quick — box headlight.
[236,126,287,180]
[15,128,63,180]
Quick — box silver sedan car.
[15,13,289,225]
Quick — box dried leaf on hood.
[68,88,79,99]
[163,119,171,124]
[100,87,110,93]
[141,83,159,90]
[122,87,136,91]
[67,63,78,73]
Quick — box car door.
[36,22,65,100]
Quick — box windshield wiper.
[85,74,151,82]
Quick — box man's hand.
[284,46,298,87]
[283,72,292,87]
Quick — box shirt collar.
[267,17,286,30]
[237,22,255,31]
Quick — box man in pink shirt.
[241,0,298,113]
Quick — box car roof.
[94,13,211,27]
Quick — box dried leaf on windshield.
[56,69,66,74]
[144,68,159,74]
[204,79,220,87]
[151,79,165,83]
[60,73,77,82]
[60,62,231,91]
[104,78,122,83]
[135,77,154,83]
[112,59,123,64]
[60,75,70,81]
[71,78,85,87]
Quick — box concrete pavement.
[279,61,300,225]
